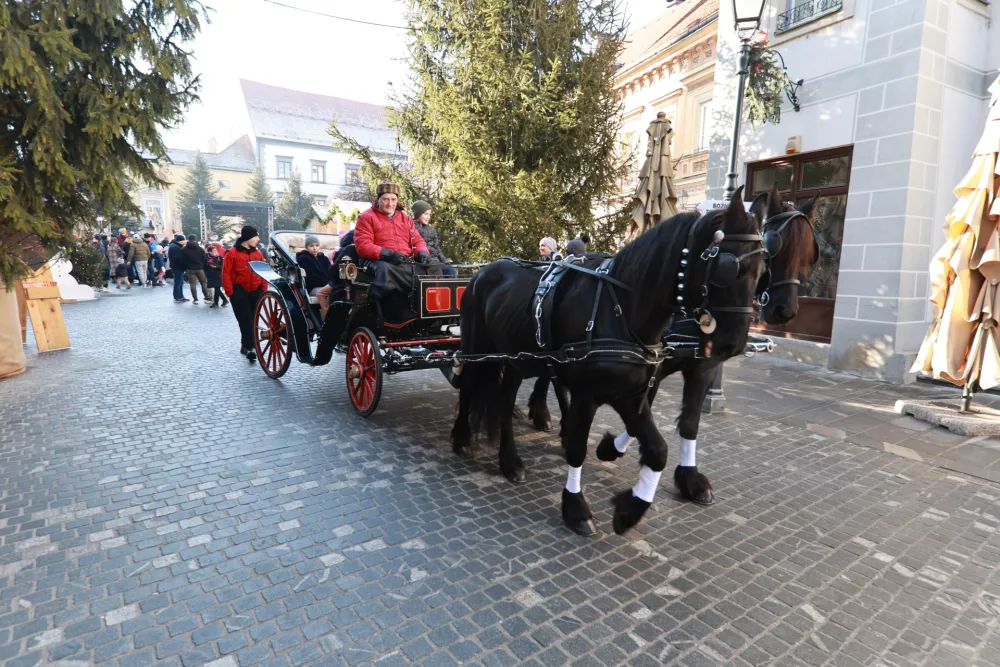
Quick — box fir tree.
[175,151,219,238]
[329,0,629,260]
[245,164,275,206]
[276,170,315,229]
[0,0,205,285]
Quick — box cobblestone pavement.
[3,287,1000,667]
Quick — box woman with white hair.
[539,237,561,262]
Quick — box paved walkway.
[2,287,1000,667]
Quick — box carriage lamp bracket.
[772,49,803,112]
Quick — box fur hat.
[304,235,320,247]
[412,200,432,220]
[239,225,259,244]
[376,182,401,197]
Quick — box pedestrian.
[151,246,166,286]
[114,258,130,289]
[564,234,589,257]
[93,234,110,292]
[223,225,267,361]
[115,227,128,249]
[182,235,209,303]
[107,236,124,289]
[168,234,188,302]
[295,235,332,295]
[126,233,151,287]
[205,244,229,308]
[412,201,456,276]
[539,237,561,261]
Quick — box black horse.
[593,187,820,505]
[451,190,768,536]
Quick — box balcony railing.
[776,0,843,33]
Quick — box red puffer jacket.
[354,203,429,261]
[222,245,267,295]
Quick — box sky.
[164,0,668,151]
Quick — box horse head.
[687,186,769,360]
[754,185,820,325]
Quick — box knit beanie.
[304,234,320,246]
[174,234,186,242]
[540,237,557,253]
[412,200,432,220]
[565,238,587,257]
[239,225,259,244]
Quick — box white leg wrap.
[614,432,635,453]
[632,466,661,503]
[565,466,582,494]
[679,438,696,467]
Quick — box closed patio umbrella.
[625,112,678,244]
[912,74,1000,410]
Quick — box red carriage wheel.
[346,327,383,417]
[254,292,292,379]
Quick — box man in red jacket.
[354,182,431,264]
[223,225,267,362]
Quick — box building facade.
[704,0,1000,382]
[132,137,256,237]
[616,0,720,211]
[239,79,405,210]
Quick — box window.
[746,146,853,343]
[312,196,327,206]
[777,0,844,33]
[621,132,641,172]
[345,164,361,186]
[144,198,163,229]
[276,157,292,179]
[696,100,712,152]
[310,161,326,183]
[217,179,231,190]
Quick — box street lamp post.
[704,0,768,414]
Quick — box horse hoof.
[562,489,596,537]
[453,445,476,460]
[674,466,714,505]
[504,467,527,484]
[533,419,552,432]
[610,490,651,536]
[596,433,625,462]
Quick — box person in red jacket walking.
[223,225,267,362]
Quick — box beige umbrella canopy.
[912,74,1000,406]
[625,112,678,244]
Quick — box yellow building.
[132,136,256,238]
[615,0,719,210]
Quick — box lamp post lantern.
[705,0,769,414]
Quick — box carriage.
[248,230,473,416]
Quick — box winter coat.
[295,249,332,291]
[167,241,186,272]
[114,262,129,278]
[127,240,150,263]
[415,222,447,264]
[204,253,224,288]
[152,252,165,273]
[107,241,124,266]
[354,203,429,261]
[222,244,267,295]
[182,243,206,271]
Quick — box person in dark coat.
[182,235,209,303]
[295,235,332,294]
[168,234,188,302]
[564,234,589,257]
[205,244,228,308]
[412,200,455,276]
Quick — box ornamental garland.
[744,31,794,127]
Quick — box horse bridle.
[756,209,818,308]
[676,212,766,334]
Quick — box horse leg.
[674,363,714,506]
[451,380,477,459]
[610,397,667,536]
[561,392,598,537]
[498,369,527,484]
[527,373,553,431]
[552,377,570,439]
[596,374,663,462]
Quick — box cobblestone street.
[4,287,1000,667]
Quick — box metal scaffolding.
[196,200,276,241]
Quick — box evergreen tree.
[0,0,205,285]
[245,164,275,206]
[175,152,219,238]
[329,0,629,260]
[275,170,315,229]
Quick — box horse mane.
[612,211,701,290]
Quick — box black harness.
[756,209,818,308]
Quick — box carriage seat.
[271,231,340,257]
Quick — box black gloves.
[417,251,432,265]
[379,248,407,265]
